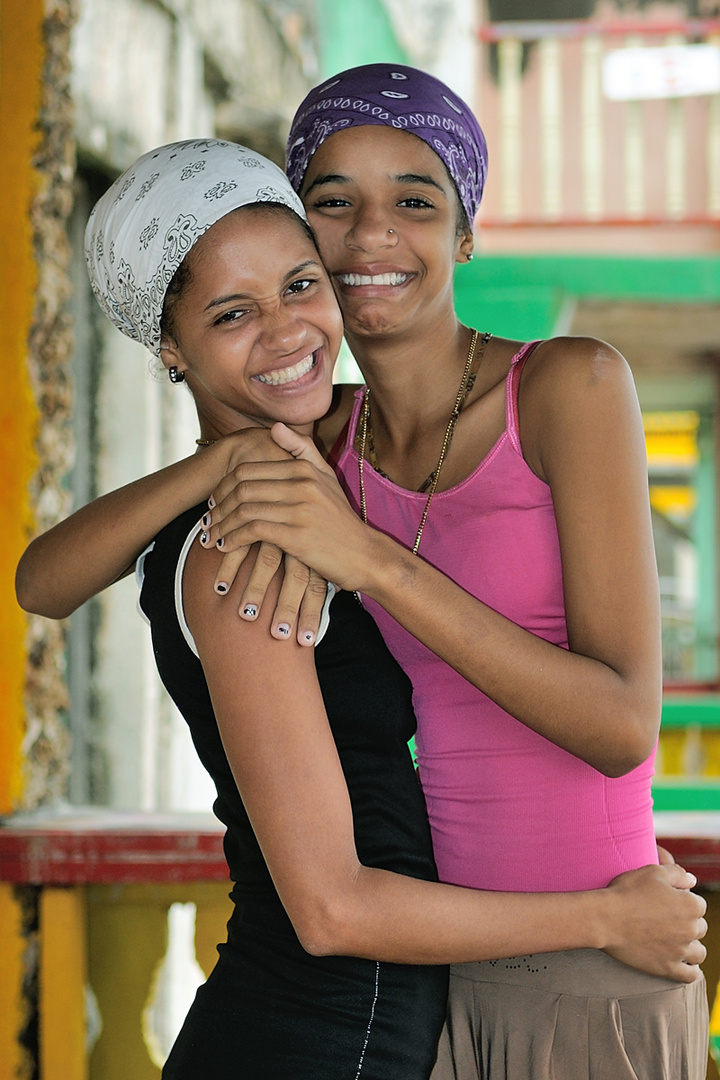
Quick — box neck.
[196,412,314,443]
[346,313,472,441]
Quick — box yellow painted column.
[192,882,233,977]
[0,0,46,1074]
[0,884,32,1080]
[0,0,44,814]
[87,885,168,1080]
[39,888,88,1080]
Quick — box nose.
[259,303,308,354]
[346,203,398,253]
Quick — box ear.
[456,229,474,264]
[158,335,186,376]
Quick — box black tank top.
[139,503,438,900]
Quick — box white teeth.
[339,272,408,287]
[255,352,316,386]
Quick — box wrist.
[354,529,412,599]
[583,888,616,952]
[198,438,236,489]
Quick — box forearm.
[16,441,235,618]
[358,531,657,776]
[305,865,607,963]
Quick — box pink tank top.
[334,342,658,892]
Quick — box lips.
[254,351,317,386]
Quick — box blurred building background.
[2,0,720,1077]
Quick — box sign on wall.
[603,43,720,101]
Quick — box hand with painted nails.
[203,423,377,596]
[204,427,330,646]
[238,550,327,646]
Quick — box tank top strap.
[334,387,366,463]
[328,389,366,467]
[506,340,543,455]
[327,416,352,470]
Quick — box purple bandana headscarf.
[286,63,488,226]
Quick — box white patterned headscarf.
[85,139,307,355]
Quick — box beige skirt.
[429,949,708,1080]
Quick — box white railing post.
[499,36,523,221]
[708,35,720,217]
[623,37,646,219]
[540,36,563,219]
[665,35,687,220]
[582,34,604,220]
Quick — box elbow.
[597,711,660,779]
[15,542,77,619]
[15,562,67,619]
[289,890,359,958]
[294,908,350,958]
[601,753,648,779]
[14,558,42,616]
[295,922,337,958]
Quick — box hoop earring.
[168,366,185,384]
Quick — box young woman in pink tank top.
[198,66,709,1079]
[17,67,708,1079]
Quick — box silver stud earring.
[168,366,185,384]
[467,253,474,262]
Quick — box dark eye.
[286,278,315,295]
[215,308,248,325]
[311,196,351,209]
[398,196,434,209]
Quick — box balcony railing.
[476,18,720,227]
[0,811,232,1080]
[2,798,720,1077]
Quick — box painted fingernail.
[276,623,291,637]
[243,604,258,618]
[215,582,228,594]
[301,631,315,645]
[200,531,209,545]
[216,537,225,549]
[202,513,211,528]
[208,496,216,509]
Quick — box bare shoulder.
[523,336,633,396]
[518,336,642,480]
[182,537,316,677]
[183,537,257,645]
[183,539,270,650]
[520,335,638,423]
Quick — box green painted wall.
[463,253,720,301]
[453,253,720,340]
[315,0,408,77]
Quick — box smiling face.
[160,205,343,437]
[299,126,474,341]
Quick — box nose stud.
[387,228,394,235]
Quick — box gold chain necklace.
[358,329,491,557]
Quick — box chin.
[348,310,400,337]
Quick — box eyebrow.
[203,260,320,312]
[395,173,447,197]
[302,173,350,197]
[303,172,448,199]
